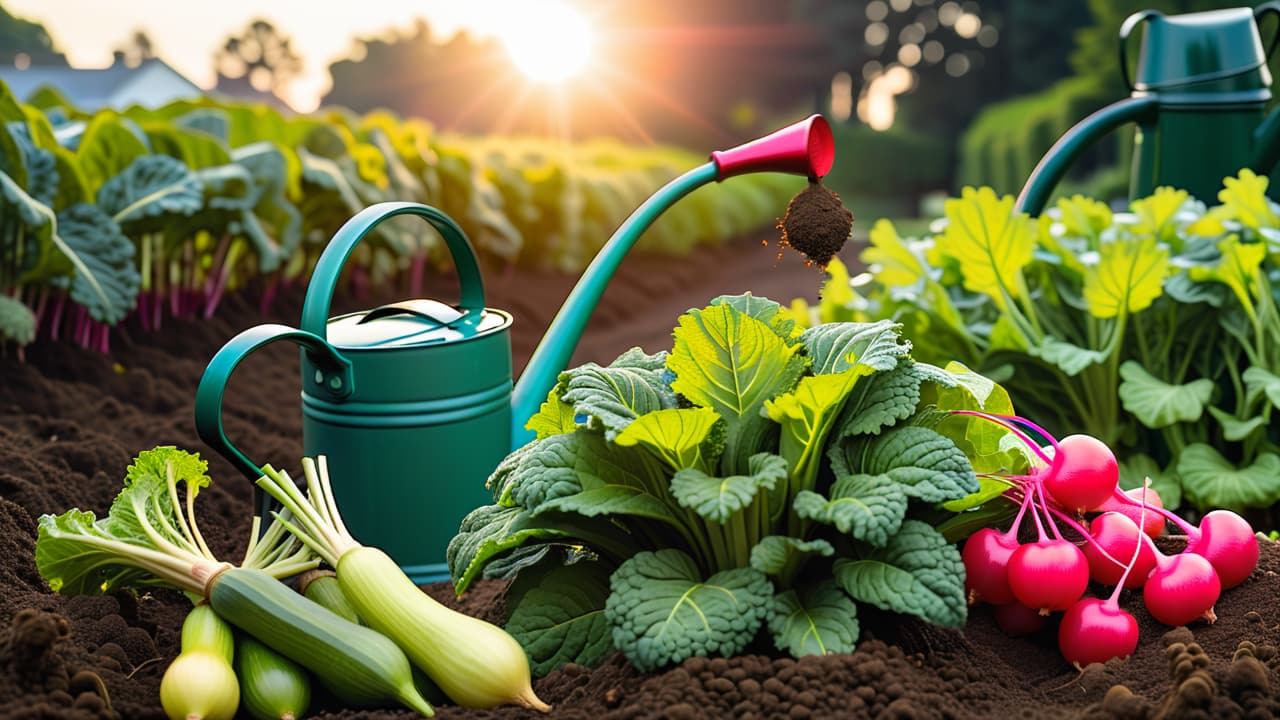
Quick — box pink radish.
[1058,483,1150,667]
[963,528,1020,605]
[1185,510,1258,589]
[1143,550,1221,626]
[1007,539,1089,614]
[1082,513,1156,589]
[1041,434,1118,513]
[1095,487,1166,538]
[994,602,1045,637]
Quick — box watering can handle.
[300,202,486,339]
[1119,9,1164,91]
[194,324,353,516]
[1257,2,1280,61]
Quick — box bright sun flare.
[494,1,594,84]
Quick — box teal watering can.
[194,115,835,583]
[1017,2,1280,214]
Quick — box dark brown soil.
[778,181,853,267]
[3,231,1279,720]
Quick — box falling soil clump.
[777,180,853,267]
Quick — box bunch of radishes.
[958,413,1260,668]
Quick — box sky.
[7,0,523,111]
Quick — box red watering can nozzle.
[709,114,834,181]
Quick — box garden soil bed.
[2,232,1280,719]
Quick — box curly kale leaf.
[834,520,966,628]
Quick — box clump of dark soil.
[2,233,1279,719]
[777,181,854,267]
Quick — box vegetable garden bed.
[2,230,1278,719]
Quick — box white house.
[0,57,203,111]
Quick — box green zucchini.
[299,570,361,625]
[235,635,311,720]
[207,566,433,717]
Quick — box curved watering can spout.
[508,114,835,448]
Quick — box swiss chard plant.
[448,293,1022,674]
[799,171,1280,516]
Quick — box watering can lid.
[325,298,511,350]
[1131,7,1269,91]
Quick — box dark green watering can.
[195,115,835,582]
[1017,2,1280,214]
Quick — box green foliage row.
[785,171,1280,516]
[958,76,1113,196]
[449,293,1026,674]
[0,81,802,347]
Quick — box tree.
[215,19,302,95]
[114,29,155,68]
[0,3,67,67]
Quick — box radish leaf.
[793,475,908,547]
[1178,445,1280,512]
[1118,360,1214,427]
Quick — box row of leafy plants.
[785,169,1280,518]
[0,81,801,350]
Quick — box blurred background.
[0,0,1271,222]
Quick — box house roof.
[0,58,203,110]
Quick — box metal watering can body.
[195,116,835,583]
[1017,2,1280,214]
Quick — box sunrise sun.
[494,1,594,83]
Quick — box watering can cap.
[1128,6,1272,92]
[325,298,511,350]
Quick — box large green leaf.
[232,142,303,257]
[1207,406,1268,443]
[1117,361,1214,428]
[668,303,807,472]
[537,486,679,525]
[505,561,614,676]
[710,293,795,341]
[1177,445,1280,512]
[446,504,573,593]
[833,520,966,627]
[835,425,978,503]
[834,362,926,439]
[670,453,787,524]
[558,348,676,439]
[0,295,35,344]
[799,320,908,374]
[491,431,665,512]
[930,362,1017,459]
[1083,236,1169,319]
[769,581,859,658]
[1243,366,1280,408]
[940,186,1036,310]
[144,124,233,169]
[97,154,203,225]
[766,365,873,491]
[749,536,834,575]
[614,407,722,473]
[1117,453,1182,511]
[51,203,139,323]
[793,474,908,547]
[1028,336,1108,376]
[74,113,150,195]
[605,549,772,671]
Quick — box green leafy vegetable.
[768,581,859,657]
[834,520,966,628]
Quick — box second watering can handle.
[195,324,354,518]
[1119,9,1163,91]
[1257,2,1280,61]
[300,202,486,339]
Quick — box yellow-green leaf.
[1185,205,1234,238]
[1189,234,1267,319]
[1056,194,1112,239]
[525,391,580,440]
[1083,236,1169,318]
[941,187,1036,310]
[1130,187,1188,244]
[863,219,927,287]
[1218,168,1279,232]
